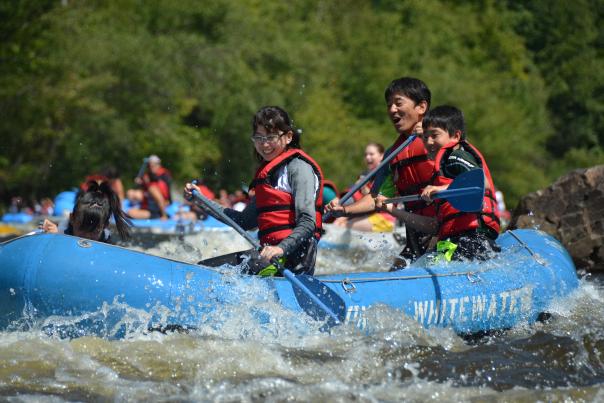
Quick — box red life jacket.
[350,178,373,202]
[433,140,500,239]
[80,174,109,191]
[251,149,324,246]
[141,167,172,209]
[389,135,437,216]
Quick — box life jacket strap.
[258,224,295,239]
[256,205,294,214]
[392,154,428,169]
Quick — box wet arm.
[223,198,258,231]
[386,208,438,234]
[277,159,317,256]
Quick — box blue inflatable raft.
[128,215,231,235]
[1,212,35,224]
[0,229,578,336]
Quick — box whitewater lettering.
[345,305,367,329]
[342,286,534,328]
[412,286,534,326]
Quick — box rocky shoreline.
[510,165,604,272]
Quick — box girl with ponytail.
[185,106,324,276]
[41,181,131,243]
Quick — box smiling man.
[325,77,436,267]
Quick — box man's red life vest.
[251,148,324,246]
[433,140,500,239]
[389,135,437,217]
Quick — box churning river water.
[0,228,603,402]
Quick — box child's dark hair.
[422,105,466,140]
[384,77,431,110]
[69,181,131,240]
[252,106,300,161]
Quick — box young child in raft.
[184,106,324,276]
[41,181,132,243]
[376,105,500,261]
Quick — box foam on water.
[0,230,603,400]
[127,225,405,274]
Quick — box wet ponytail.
[99,181,132,240]
[71,181,132,241]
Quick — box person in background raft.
[126,155,172,220]
[41,181,131,243]
[325,77,436,268]
[332,142,397,232]
[174,178,216,221]
[230,189,250,212]
[375,105,500,262]
[321,179,339,223]
[102,166,125,201]
[36,197,54,216]
[80,166,125,201]
[495,190,511,230]
[185,106,324,276]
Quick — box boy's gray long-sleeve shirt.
[210,158,318,256]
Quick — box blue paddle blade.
[192,187,347,327]
[436,169,485,212]
[287,272,347,327]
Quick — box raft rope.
[321,230,547,292]
[507,230,547,266]
[321,270,482,293]
[320,270,481,284]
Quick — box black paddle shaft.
[190,186,346,325]
[135,158,149,179]
[191,189,258,247]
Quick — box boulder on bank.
[510,165,604,272]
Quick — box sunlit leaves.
[0,0,601,207]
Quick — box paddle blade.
[288,272,347,327]
[439,169,485,212]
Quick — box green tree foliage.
[0,0,601,209]
[507,0,604,166]
[0,0,222,200]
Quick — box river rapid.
[1,229,603,402]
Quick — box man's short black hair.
[384,77,431,109]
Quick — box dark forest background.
[1,0,602,209]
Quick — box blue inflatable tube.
[0,229,579,336]
[0,212,34,224]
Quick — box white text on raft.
[344,286,533,328]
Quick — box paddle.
[323,134,417,221]
[189,187,346,326]
[383,168,485,212]
[135,157,149,180]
